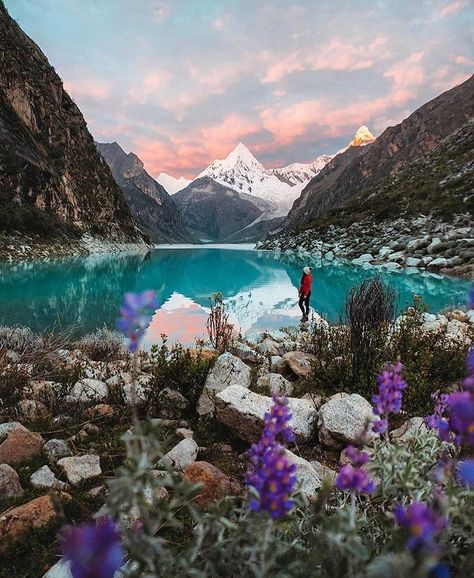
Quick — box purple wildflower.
[245,396,297,519]
[61,517,124,578]
[446,391,474,447]
[372,362,406,433]
[425,391,449,432]
[116,290,158,352]
[335,464,376,494]
[335,445,376,494]
[394,501,447,552]
[457,458,474,487]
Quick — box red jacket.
[299,274,312,297]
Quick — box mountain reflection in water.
[0,245,470,347]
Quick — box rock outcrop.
[0,1,145,250]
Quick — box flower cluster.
[61,517,124,578]
[116,290,158,352]
[394,501,447,552]
[425,391,449,431]
[246,395,297,519]
[335,445,376,495]
[372,362,406,434]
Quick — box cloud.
[452,55,474,66]
[151,2,170,23]
[439,1,469,17]
[212,14,230,30]
[384,51,425,88]
[127,70,172,104]
[262,36,391,83]
[64,78,110,101]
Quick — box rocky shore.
[258,214,474,279]
[0,311,472,576]
[0,233,150,263]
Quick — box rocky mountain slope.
[269,154,334,189]
[0,1,145,251]
[173,176,277,241]
[96,142,195,243]
[284,75,474,230]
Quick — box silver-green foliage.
[104,423,474,578]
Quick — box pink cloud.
[133,113,260,178]
[64,78,110,101]
[439,1,469,17]
[212,14,230,30]
[261,36,391,83]
[383,51,425,88]
[188,61,250,94]
[127,70,172,103]
[452,55,474,66]
[431,65,472,91]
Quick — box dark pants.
[299,291,310,316]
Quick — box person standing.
[298,266,312,322]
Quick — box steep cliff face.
[0,1,144,243]
[96,142,196,243]
[284,75,474,229]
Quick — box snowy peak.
[270,154,334,188]
[349,125,375,147]
[157,172,191,194]
[225,142,260,166]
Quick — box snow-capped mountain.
[270,154,334,191]
[198,142,299,212]
[156,172,191,194]
[349,125,375,147]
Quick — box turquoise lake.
[0,245,470,347]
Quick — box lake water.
[0,245,470,347]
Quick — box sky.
[6,0,473,179]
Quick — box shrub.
[206,292,234,352]
[75,328,126,361]
[0,326,43,353]
[145,338,214,411]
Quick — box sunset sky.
[7,0,473,178]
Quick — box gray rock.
[318,393,377,447]
[378,246,391,258]
[17,399,50,421]
[215,385,317,443]
[29,465,66,490]
[387,251,405,263]
[284,450,325,498]
[256,338,281,356]
[157,388,189,419]
[0,421,23,443]
[197,352,251,416]
[427,237,442,254]
[43,438,72,462]
[407,236,430,251]
[282,351,317,378]
[270,355,286,373]
[427,257,448,269]
[123,379,147,404]
[265,330,288,342]
[256,373,294,396]
[0,463,24,500]
[230,342,260,363]
[57,454,102,486]
[244,332,265,346]
[159,438,198,471]
[309,460,337,483]
[405,256,422,267]
[69,379,108,403]
[390,417,428,445]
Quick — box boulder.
[197,352,251,416]
[17,399,51,421]
[309,460,337,483]
[378,246,391,258]
[0,421,23,442]
[422,314,448,333]
[427,257,448,269]
[122,379,147,404]
[215,385,317,443]
[29,465,66,490]
[318,393,377,447]
[256,373,294,396]
[157,388,189,419]
[427,238,442,254]
[0,425,44,465]
[256,338,281,356]
[244,333,264,346]
[265,330,288,342]
[270,355,286,373]
[0,494,70,554]
[282,351,317,378]
[407,236,430,251]
[183,461,234,506]
[0,463,24,501]
[446,320,471,344]
[390,417,428,445]
[43,438,72,463]
[284,450,325,499]
[405,257,422,268]
[69,379,108,403]
[159,438,198,471]
[230,342,260,363]
[57,455,102,486]
[446,309,469,324]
